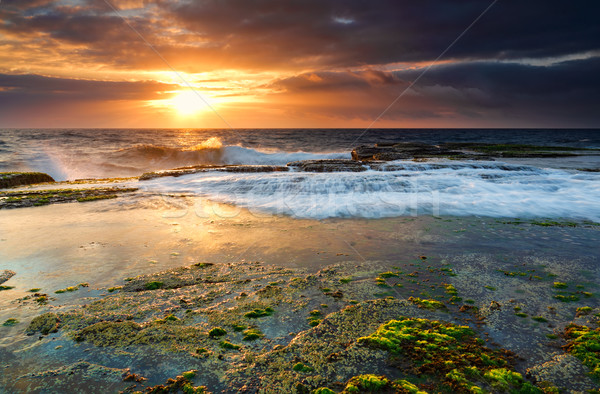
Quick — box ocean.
[1,128,600,220]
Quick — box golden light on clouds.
[0,1,597,128]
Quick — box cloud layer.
[0,0,598,127]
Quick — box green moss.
[484,368,540,392]
[515,312,528,318]
[28,288,41,292]
[380,271,399,278]
[356,317,524,391]
[408,297,446,310]
[576,306,593,317]
[375,277,390,288]
[182,370,196,380]
[195,347,208,354]
[77,194,118,202]
[26,312,60,335]
[244,307,274,318]
[313,388,335,394]
[3,318,19,326]
[231,323,247,332]
[208,327,227,338]
[554,294,580,302]
[545,334,558,339]
[343,374,388,392]
[564,324,600,380]
[219,340,240,350]
[465,299,475,304]
[72,321,141,345]
[292,362,313,373]
[163,314,179,322]
[145,281,164,290]
[339,277,352,284]
[0,285,14,291]
[553,282,568,289]
[531,316,548,323]
[107,286,122,293]
[308,319,322,327]
[444,284,458,295]
[242,328,263,341]
[342,374,427,393]
[395,379,429,394]
[484,285,496,291]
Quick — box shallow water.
[2,193,599,339]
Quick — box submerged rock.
[0,270,15,285]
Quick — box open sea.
[1,128,600,220]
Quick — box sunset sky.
[0,0,599,128]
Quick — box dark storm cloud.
[267,56,600,126]
[0,73,173,104]
[152,0,600,66]
[1,0,598,70]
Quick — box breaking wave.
[141,160,600,220]
[32,137,348,180]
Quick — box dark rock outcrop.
[140,165,288,180]
[286,159,367,172]
[351,142,463,161]
[0,172,55,189]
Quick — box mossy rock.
[0,172,54,189]
[26,312,61,335]
[208,327,227,338]
[72,321,142,346]
[357,317,537,392]
[564,324,600,380]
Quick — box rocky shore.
[3,254,599,393]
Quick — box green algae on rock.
[26,312,61,335]
[0,187,137,209]
[2,318,19,326]
[563,324,600,380]
[0,172,54,189]
[407,297,446,310]
[356,317,540,392]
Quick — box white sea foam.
[29,137,349,180]
[141,160,600,220]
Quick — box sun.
[169,90,210,116]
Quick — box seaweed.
[2,318,19,326]
[356,317,536,392]
[563,324,600,380]
[208,327,227,338]
[244,307,274,318]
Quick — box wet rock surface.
[0,187,138,209]
[0,172,55,189]
[3,253,599,393]
[0,270,15,285]
[139,165,289,180]
[133,142,600,182]
[351,142,599,161]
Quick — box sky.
[0,0,599,128]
